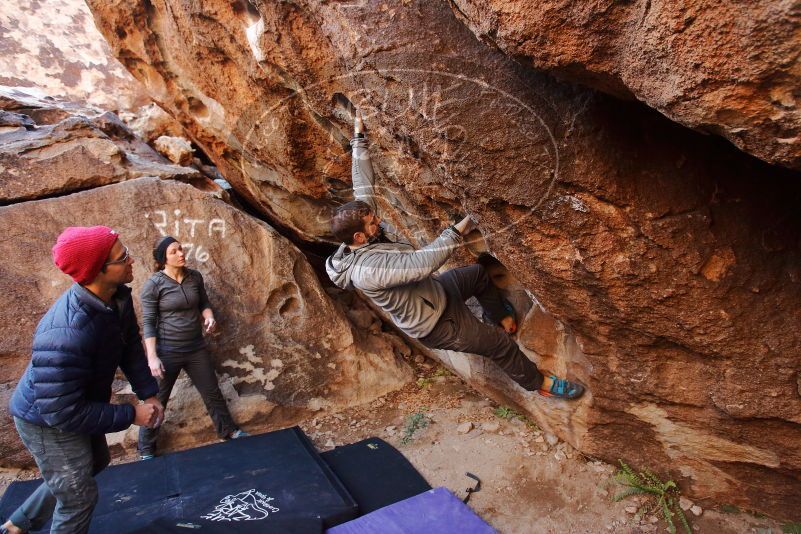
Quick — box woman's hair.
[152,236,178,272]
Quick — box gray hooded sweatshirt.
[326,228,463,338]
[326,135,464,338]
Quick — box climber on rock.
[325,109,584,400]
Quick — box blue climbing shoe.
[539,375,585,400]
[229,429,249,439]
[140,453,155,461]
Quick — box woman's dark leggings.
[138,347,237,455]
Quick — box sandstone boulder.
[0,87,202,202]
[120,102,186,143]
[153,135,194,165]
[449,0,801,170]
[0,0,147,111]
[87,0,801,518]
[0,177,413,466]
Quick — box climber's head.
[332,200,382,246]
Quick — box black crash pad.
[127,515,323,534]
[320,437,431,514]
[0,427,356,533]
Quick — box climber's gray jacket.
[326,228,463,338]
[326,135,464,338]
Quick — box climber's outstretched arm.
[351,111,377,213]
[349,110,409,244]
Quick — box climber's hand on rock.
[354,109,365,136]
[455,215,477,235]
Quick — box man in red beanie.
[4,226,164,534]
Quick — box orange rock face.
[85,0,801,518]
[450,0,801,170]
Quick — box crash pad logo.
[201,489,280,521]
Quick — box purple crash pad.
[325,487,496,534]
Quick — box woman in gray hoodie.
[137,236,246,460]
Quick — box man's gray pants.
[9,417,110,534]
[419,264,544,391]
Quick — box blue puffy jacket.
[10,283,158,434]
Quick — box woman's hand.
[204,315,217,334]
[148,356,166,379]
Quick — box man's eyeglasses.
[104,246,131,266]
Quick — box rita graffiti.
[145,209,227,263]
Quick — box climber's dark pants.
[419,265,544,391]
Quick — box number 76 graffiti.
[145,209,227,263]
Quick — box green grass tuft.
[400,409,430,445]
[493,405,540,431]
[612,460,691,534]
[494,406,518,419]
[416,377,433,389]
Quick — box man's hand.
[454,215,478,235]
[133,402,158,428]
[144,397,165,428]
[354,109,365,136]
[500,316,517,334]
[148,356,165,379]
[1,519,22,534]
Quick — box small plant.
[612,460,691,534]
[783,522,801,534]
[416,367,451,389]
[401,408,430,445]
[493,405,540,431]
[720,504,740,514]
[494,406,518,419]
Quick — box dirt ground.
[295,360,785,534]
[0,359,787,534]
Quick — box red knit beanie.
[52,226,120,285]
